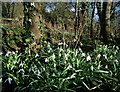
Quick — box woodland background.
[1,1,120,92]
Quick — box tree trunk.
[11,2,15,18]
[100,1,111,43]
[24,2,42,41]
[90,2,95,38]
[74,0,78,38]
[6,3,11,18]
[96,1,111,44]
[23,2,43,50]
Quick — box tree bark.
[11,2,15,18]
[96,1,111,44]
[90,2,95,38]
[101,1,111,43]
[24,2,42,42]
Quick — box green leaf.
[66,73,76,80]
[95,70,109,74]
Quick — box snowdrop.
[18,69,25,73]
[6,51,12,56]
[5,78,12,84]
[114,59,118,63]
[116,46,119,50]
[58,42,63,46]
[35,53,39,58]
[103,54,107,59]
[97,54,101,60]
[81,53,85,57]
[105,65,108,69]
[0,52,2,55]
[45,58,49,62]
[64,53,68,60]
[51,54,55,60]
[31,2,35,7]
[15,50,18,53]
[28,19,32,22]
[78,48,82,52]
[86,55,91,61]
[80,42,83,46]
[12,51,15,55]
[19,63,23,68]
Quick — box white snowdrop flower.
[91,66,94,71]
[78,48,82,52]
[35,53,39,58]
[12,52,15,55]
[49,47,52,51]
[28,19,32,22]
[103,54,107,59]
[80,42,83,46]
[116,46,119,50]
[5,78,12,84]
[6,51,11,56]
[51,54,55,60]
[86,55,91,61]
[81,53,85,57]
[45,58,49,62]
[31,2,35,7]
[48,50,50,53]
[19,63,23,68]
[58,42,63,46]
[28,49,31,56]
[0,52,3,55]
[16,51,18,53]
[66,64,72,70]
[64,53,68,60]
[44,41,47,44]
[114,59,118,63]
[73,39,76,42]
[105,65,108,69]
[97,54,101,60]
[18,69,25,73]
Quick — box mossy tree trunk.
[23,2,43,50]
[24,2,42,40]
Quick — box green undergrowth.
[1,42,120,92]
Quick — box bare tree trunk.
[100,1,111,43]
[96,1,111,44]
[75,2,86,48]
[106,0,111,38]
[74,0,78,38]
[90,2,95,39]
